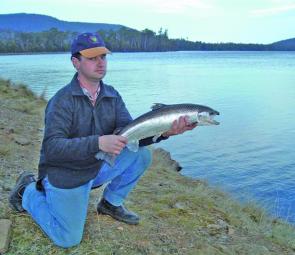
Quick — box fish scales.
[95,103,219,166]
[119,104,204,141]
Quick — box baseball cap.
[71,32,111,58]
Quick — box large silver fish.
[95,103,220,166]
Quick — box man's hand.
[162,116,197,137]
[98,135,128,155]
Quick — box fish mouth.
[200,118,219,125]
[208,119,220,125]
[198,111,220,125]
[209,110,220,124]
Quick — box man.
[9,32,197,248]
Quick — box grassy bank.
[1,78,295,255]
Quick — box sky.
[1,0,295,44]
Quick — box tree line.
[0,27,273,53]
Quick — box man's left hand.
[162,116,197,137]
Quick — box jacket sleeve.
[139,135,169,146]
[43,99,99,162]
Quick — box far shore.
[1,49,295,57]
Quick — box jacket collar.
[70,72,117,98]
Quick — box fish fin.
[152,134,162,143]
[95,151,116,167]
[151,103,167,111]
[127,140,139,152]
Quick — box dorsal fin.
[151,103,167,111]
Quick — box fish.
[95,103,220,166]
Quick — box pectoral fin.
[127,140,139,152]
[95,151,116,167]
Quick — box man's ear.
[71,57,80,70]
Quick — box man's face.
[72,54,107,82]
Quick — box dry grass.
[0,79,46,114]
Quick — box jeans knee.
[53,230,83,248]
[138,147,152,169]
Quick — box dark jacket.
[38,73,167,189]
[38,73,134,188]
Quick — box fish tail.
[95,151,116,167]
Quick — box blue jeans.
[22,147,152,248]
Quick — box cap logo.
[89,35,98,43]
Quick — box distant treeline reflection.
[0,27,283,53]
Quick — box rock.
[173,202,187,210]
[6,128,14,134]
[153,148,182,171]
[216,219,228,228]
[228,227,235,235]
[14,137,31,146]
[0,219,12,254]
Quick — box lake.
[0,51,294,223]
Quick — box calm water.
[1,51,295,222]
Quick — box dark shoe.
[97,198,140,225]
[9,171,36,212]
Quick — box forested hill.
[270,38,295,50]
[0,13,125,32]
[0,13,294,53]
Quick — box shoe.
[9,171,36,212]
[97,198,140,225]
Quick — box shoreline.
[1,78,295,254]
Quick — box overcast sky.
[1,0,295,43]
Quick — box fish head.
[198,110,220,125]
[190,105,220,126]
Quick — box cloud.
[251,3,295,16]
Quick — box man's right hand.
[98,135,128,155]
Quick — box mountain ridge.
[0,13,127,33]
[0,13,294,51]
[270,38,295,50]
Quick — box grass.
[0,144,10,157]
[0,78,46,114]
[1,77,295,254]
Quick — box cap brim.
[80,47,111,58]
